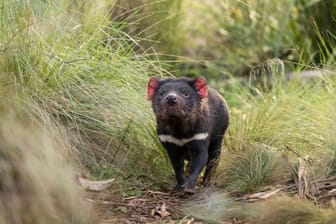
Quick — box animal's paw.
[183,187,196,194]
[201,177,213,187]
[174,184,185,194]
[182,181,196,194]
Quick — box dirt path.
[83,175,336,223]
[89,189,185,223]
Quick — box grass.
[0,0,171,188]
[215,68,336,193]
[227,83,323,152]
[0,102,93,224]
[216,145,289,194]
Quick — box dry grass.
[0,103,93,224]
[245,196,336,224]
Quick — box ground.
[82,173,336,223]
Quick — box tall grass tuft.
[217,68,336,193]
[0,103,93,224]
[225,70,335,152]
[0,0,170,185]
[216,145,288,194]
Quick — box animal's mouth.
[160,104,187,120]
[166,106,181,116]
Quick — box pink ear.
[194,76,208,98]
[147,77,159,100]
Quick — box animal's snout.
[166,94,177,105]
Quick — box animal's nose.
[166,95,177,105]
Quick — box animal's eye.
[182,90,190,98]
[159,91,164,97]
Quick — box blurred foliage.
[244,196,336,224]
[129,0,336,78]
[0,103,93,224]
[111,0,184,58]
[296,0,336,65]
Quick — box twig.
[284,144,301,158]
[298,158,308,198]
[146,190,172,196]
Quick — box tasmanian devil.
[147,76,229,193]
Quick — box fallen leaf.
[77,176,115,191]
[236,188,282,202]
[151,201,170,218]
[186,217,194,224]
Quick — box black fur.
[148,77,229,193]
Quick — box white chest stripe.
[158,133,209,146]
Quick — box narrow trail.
[89,188,183,223]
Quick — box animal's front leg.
[183,141,208,193]
[165,145,186,192]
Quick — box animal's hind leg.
[202,137,223,186]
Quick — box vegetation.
[0,0,170,181]
[1,0,336,223]
[0,104,93,224]
[245,196,336,224]
[216,146,288,194]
